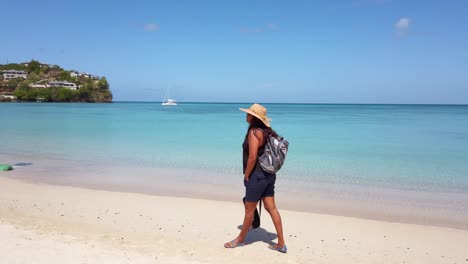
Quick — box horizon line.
[113,101,468,106]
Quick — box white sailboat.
[162,86,177,106]
[162,98,177,106]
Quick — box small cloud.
[143,23,160,32]
[395,18,411,37]
[395,18,410,29]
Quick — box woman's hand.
[244,174,250,182]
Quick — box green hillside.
[0,60,112,102]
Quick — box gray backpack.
[258,135,289,174]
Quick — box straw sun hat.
[239,103,271,127]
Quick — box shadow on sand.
[237,225,278,246]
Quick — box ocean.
[1,102,468,228]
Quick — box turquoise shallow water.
[1,102,468,193]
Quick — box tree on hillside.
[24,88,39,101]
[6,79,23,91]
[97,77,109,90]
[58,71,72,81]
[41,66,51,74]
[53,88,77,102]
[27,60,41,74]
[36,88,51,102]
[13,87,28,100]
[14,84,36,101]
[25,72,40,84]
[0,63,26,71]
[78,86,91,102]
[100,89,113,102]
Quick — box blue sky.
[1,0,467,104]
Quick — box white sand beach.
[1,176,468,264]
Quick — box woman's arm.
[244,129,264,181]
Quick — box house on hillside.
[29,84,47,88]
[79,72,90,78]
[1,70,27,80]
[47,81,79,90]
[0,93,17,100]
[78,72,98,79]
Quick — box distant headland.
[0,60,112,103]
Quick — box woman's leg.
[262,196,285,247]
[224,200,258,247]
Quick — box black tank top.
[242,128,266,175]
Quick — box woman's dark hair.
[244,115,278,142]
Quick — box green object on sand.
[0,164,13,171]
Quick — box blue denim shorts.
[244,170,276,202]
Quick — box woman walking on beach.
[224,103,287,253]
